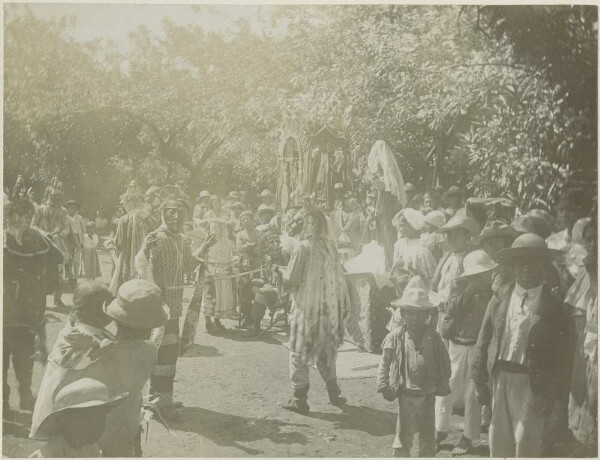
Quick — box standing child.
[377,287,451,457]
[81,222,102,280]
[30,378,128,457]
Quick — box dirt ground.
[1,250,578,458]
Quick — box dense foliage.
[4,5,597,215]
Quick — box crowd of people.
[3,168,597,458]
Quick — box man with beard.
[135,192,205,418]
[109,181,159,294]
[31,178,71,309]
[4,181,63,412]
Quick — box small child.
[81,222,102,280]
[377,287,451,457]
[30,378,128,457]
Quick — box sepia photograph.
[2,2,598,458]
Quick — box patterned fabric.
[143,227,196,319]
[392,238,437,286]
[285,238,350,367]
[110,211,158,294]
[150,318,180,401]
[201,237,236,318]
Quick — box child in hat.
[471,233,573,457]
[437,250,497,454]
[377,287,451,457]
[30,378,128,457]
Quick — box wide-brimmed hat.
[38,378,128,436]
[257,204,276,215]
[259,189,274,198]
[391,287,440,311]
[197,190,211,199]
[230,201,245,210]
[457,250,498,280]
[511,215,553,239]
[424,210,447,229]
[104,279,169,329]
[444,185,464,200]
[73,280,113,312]
[64,200,80,208]
[239,210,255,222]
[475,220,518,244]
[437,214,480,237]
[392,208,425,232]
[228,191,240,200]
[494,233,562,265]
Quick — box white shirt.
[499,283,544,365]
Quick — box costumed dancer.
[276,209,350,414]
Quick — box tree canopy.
[4,5,597,215]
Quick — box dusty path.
[3,250,491,457]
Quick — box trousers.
[435,342,481,441]
[289,351,337,392]
[489,369,546,457]
[394,391,436,456]
[150,319,180,406]
[3,326,36,406]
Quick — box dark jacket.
[377,325,451,397]
[441,285,491,345]
[471,283,574,401]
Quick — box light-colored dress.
[392,237,437,287]
[285,238,350,367]
[201,237,236,318]
[81,233,101,279]
[565,267,598,447]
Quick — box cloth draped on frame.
[367,140,407,207]
[286,238,350,368]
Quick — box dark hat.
[444,186,464,199]
[511,215,553,239]
[437,214,480,237]
[475,220,518,244]
[73,280,113,311]
[494,233,562,265]
[104,279,169,329]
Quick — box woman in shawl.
[276,209,350,414]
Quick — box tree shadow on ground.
[303,403,396,437]
[169,407,310,455]
[180,344,222,358]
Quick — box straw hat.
[38,378,128,436]
[457,250,498,280]
[392,208,425,232]
[228,191,240,200]
[494,233,562,265]
[437,214,480,237]
[230,201,245,210]
[424,210,447,229]
[239,210,254,222]
[475,220,518,244]
[259,189,274,198]
[511,215,553,239]
[104,279,169,329]
[197,190,211,199]
[391,287,440,311]
[257,203,276,216]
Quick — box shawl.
[367,140,406,206]
[286,238,350,367]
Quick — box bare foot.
[451,435,473,456]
